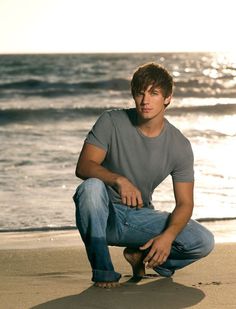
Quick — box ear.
[164,94,172,108]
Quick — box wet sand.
[0,225,235,309]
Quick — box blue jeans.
[73,178,214,282]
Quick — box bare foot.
[94,282,121,288]
[123,247,146,278]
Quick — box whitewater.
[0,52,235,231]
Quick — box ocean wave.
[0,106,109,124]
[185,129,232,139]
[1,103,236,125]
[167,103,236,115]
[1,217,236,233]
[0,226,76,233]
[0,78,131,97]
[197,217,236,222]
[1,78,236,98]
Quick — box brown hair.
[131,62,173,98]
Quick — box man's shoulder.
[104,108,135,124]
[166,119,191,146]
[105,108,135,116]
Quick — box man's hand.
[115,176,143,208]
[139,234,172,268]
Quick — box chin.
[138,112,153,120]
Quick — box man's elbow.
[75,168,80,178]
[75,167,80,178]
[75,164,86,180]
[176,202,194,216]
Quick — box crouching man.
[73,62,214,288]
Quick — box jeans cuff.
[92,269,121,282]
[155,266,175,277]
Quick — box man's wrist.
[113,175,126,187]
[161,229,177,243]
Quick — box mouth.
[141,108,152,113]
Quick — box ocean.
[0,52,236,232]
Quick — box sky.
[0,0,236,54]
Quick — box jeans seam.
[124,222,156,236]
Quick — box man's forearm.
[141,203,193,268]
[162,204,193,242]
[76,160,143,207]
[76,160,122,187]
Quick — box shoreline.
[1,243,236,308]
[0,220,235,250]
[0,221,236,308]
[1,216,236,233]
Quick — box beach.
[0,52,236,308]
[0,223,236,309]
[1,53,236,233]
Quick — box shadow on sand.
[31,277,205,309]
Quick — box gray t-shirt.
[85,108,194,208]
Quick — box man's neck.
[137,117,165,138]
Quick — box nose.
[141,92,150,105]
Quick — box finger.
[147,252,162,268]
[131,194,137,207]
[137,193,143,208]
[126,195,131,206]
[122,195,127,205]
[158,253,168,265]
[143,247,156,263]
[146,251,159,267]
[149,252,167,268]
[139,238,154,251]
[144,253,155,265]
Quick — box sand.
[0,227,236,309]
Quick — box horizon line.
[0,50,229,56]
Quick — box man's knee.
[190,226,215,259]
[80,178,106,192]
[176,221,215,258]
[73,178,108,207]
[200,229,215,257]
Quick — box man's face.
[134,85,171,121]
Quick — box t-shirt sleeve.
[85,111,113,151]
[171,139,194,182]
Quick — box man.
[73,63,214,288]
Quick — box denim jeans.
[73,178,214,282]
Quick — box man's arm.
[162,181,194,240]
[140,181,194,268]
[76,142,143,207]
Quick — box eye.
[151,90,159,96]
[136,91,144,97]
